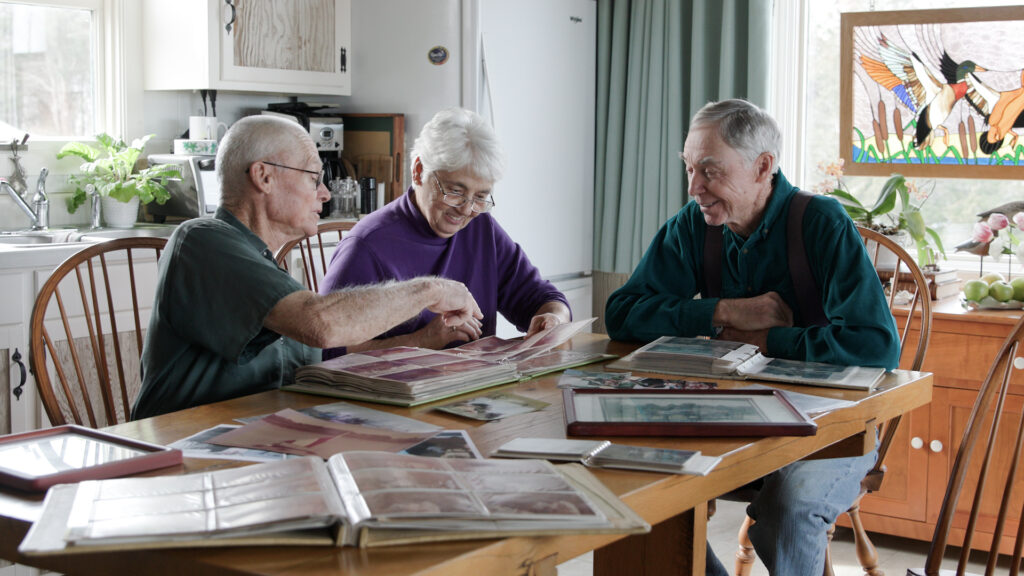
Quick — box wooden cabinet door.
[220,0,351,94]
[857,405,931,522]
[929,386,1024,555]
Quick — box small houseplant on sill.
[812,159,946,270]
[57,133,178,229]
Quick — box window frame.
[3,0,113,141]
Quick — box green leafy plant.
[814,160,946,269]
[57,133,179,213]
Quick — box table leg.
[594,501,707,576]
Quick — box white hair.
[689,99,780,174]
[217,115,310,197]
[410,108,506,183]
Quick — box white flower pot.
[101,196,140,229]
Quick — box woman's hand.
[525,301,572,337]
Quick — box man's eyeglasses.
[248,161,325,189]
[431,172,495,213]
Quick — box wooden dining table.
[0,334,932,576]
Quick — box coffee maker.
[262,103,348,213]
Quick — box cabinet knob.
[910,437,924,449]
[1015,356,1024,370]
[930,440,943,453]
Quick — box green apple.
[1011,277,1024,301]
[989,280,1014,302]
[981,272,1006,285]
[963,279,990,302]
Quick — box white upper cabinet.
[143,0,351,96]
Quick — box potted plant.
[813,160,945,269]
[57,133,179,228]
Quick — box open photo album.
[287,318,609,406]
[19,452,648,555]
[607,336,886,391]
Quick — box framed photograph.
[0,425,182,492]
[840,6,1024,179]
[562,389,817,437]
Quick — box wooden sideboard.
[839,298,1024,553]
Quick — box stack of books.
[883,266,960,301]
[607,336,886,391]
[619,336,761,375]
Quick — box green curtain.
[594,0,772,275]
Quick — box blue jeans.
[705,448,878,576]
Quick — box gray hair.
[689,99,780,174]
[217,115,310,197]
[411,108,506,183]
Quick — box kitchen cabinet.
[839,299,1024,554]
[142,0,351,96]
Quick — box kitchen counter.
[0,224,179,270]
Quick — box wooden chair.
[734,226,934,576]
[907,314,1024,576]
[275,220,356,291]
[29,237,167,427]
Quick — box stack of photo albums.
[609,336,886,391]
[19,452,649,554]
[288,318,609,406]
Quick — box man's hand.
[415,314,483,349]
[717,327,769,350]
[426,279,483,328]
[713,292,793,331]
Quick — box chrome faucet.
[1,169,48,231]
[33,168,49,230]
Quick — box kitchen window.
[0,0,105,142]
[780,0,1024,274]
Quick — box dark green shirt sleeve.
[605,210,721,342]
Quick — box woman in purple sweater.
[319,108,570,359]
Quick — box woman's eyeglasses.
[431,172,495,213]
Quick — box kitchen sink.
[0,225,177,247]
[0,229,78,245]
[71,224,177,243]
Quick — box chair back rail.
[918,316,1024,576]
[856,227,933,483]
[275,220,356,291]
[30,237,166,427]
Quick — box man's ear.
[247,161,274,194]
[411,157,424,186]
[754,153,775,183]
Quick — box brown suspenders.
[702,190,827,327]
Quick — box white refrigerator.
[343,0,596,337]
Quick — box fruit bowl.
[961,295,1024,310]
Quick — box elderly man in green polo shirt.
[132,115,481,419]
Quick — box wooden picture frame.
[0,425,182,492]
[840,6,1024,179]
[562,388,817,438]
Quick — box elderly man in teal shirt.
[606,99,899,575]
